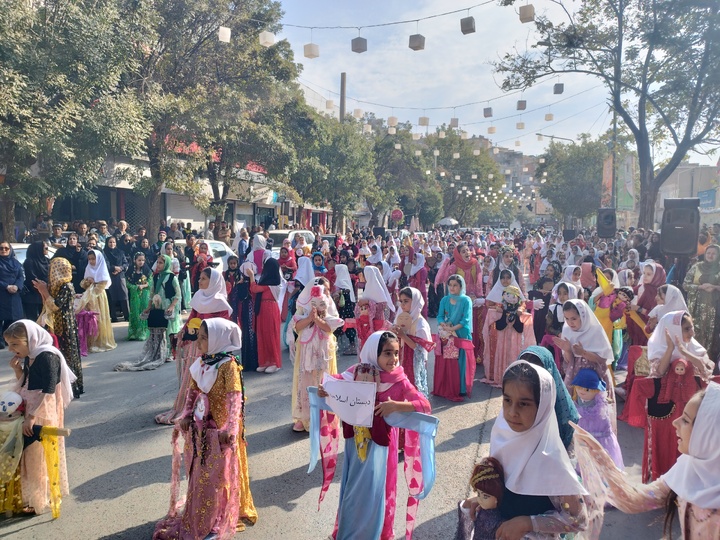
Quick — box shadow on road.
[252,461,335,513]
[72,455,172,502]
[95,521,156,539]
[247,422,309,454]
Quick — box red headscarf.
[453,243,479,272]
[278,246,297,277]
[635,262,667,312]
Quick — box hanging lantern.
[461,16,476,34]
[394,143,402,150]
[462,186,467,190]
[438,131,446,139]
[388,116,398,127]
[483,107,493,118]
[450,182,455,187]
[412,133,421,140]
[388,127,396,135]
[488,173,494,179]
[516,122,525,130]
[440,172,446,177]
[537,134,544,141]
[543,171,548,176]
[473,149,480,156]
[259,31,275,47]
[433,149,440,156]
[450,118,459,128]
[487,126,497,134]
[419,116,429,126]
[553,83,564,94]
[475,185,480,190]
[325,99,334,109]
[515,141,521,146]
[218,26,231,43]
[523,166,529,172]
[304,42,320,59]
[353,108,363,119]
[352,36,367,53]
[539,158,546,163]
[362,124,372,134]
[471,174,478,179]
[517,100,527,110]
[505,169,512,174]
[461,132,469,140]
[519,4,535,23]
[453,152,460,159]
[455,175,461,180]
[458,190,463,194]
[415,150,422,156]
[493,147,500,155]
[409,34,426,51]
[545,113,554,121]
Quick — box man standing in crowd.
[49,223,67,249]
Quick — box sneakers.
[264,366,279,374]
[256,366,267,372]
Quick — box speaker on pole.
[563,229,576,242]
[597,208,617,238]
[660,198,700,255]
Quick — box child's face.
[540,281,554,294]
[500,275,511,287]
[557,288,569,303]
[6,338,29,359]
[572,268,582,280]
[228,259,238,269]
[576,386,600,401]
[135,256,145,268]
[196,326,209,355]
[502,380,538,432]
[656,290,665,305]
[643,264,654,283]
[563,307,582,331]
[313,255,323,267]
[476,490,498,510]
[377,339,400,372]
[398,294,412,313]
[626,273,636,287]
[198,271,210,290]
[448,279,462,295]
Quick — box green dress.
[126,266,152,341]
[683,253,720,360]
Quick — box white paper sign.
[321,374,377,428]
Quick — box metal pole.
[611,109,618,209]
[339,72,346,123]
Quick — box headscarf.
[255,257,281,314]
[486,269,525,303]
[278,247,297,276]
[519,346,580,450]
[662,382,720,508]
[446,273,467,299]
[84,249,111,283]
[0,244,21,279]
[393,287,431,342]
[695,244,720,282]
[252,234,267,251]
[560,299,614,363]
[189,319,243,393]
[17,319,76,407]
[490,360,587,496]
[367,245,382,265]
[190,267,232,314]
[617,269,634,287]
[580,262,596,289]
[620,249,639,269]
[334,264,356,302]
[103,238,125,270]
[126,252,152,284]
[362,265,394,310]
[24,241,50,283]
[647,310,707,363]
[48,257,73,297]
[311,252,327,274]
[410,253,426,277]
[452,243,479,273]
[562,265,583,294]
[295,256,315,287]
[386,245,401,266]
[634,261,666,309]
[648,284,687,320]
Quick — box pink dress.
[481,304,536,388]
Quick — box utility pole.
[339,72,346,123]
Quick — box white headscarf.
[647,310,707,362]
[189,267,232,314]
[359,330,384,370]
[482,256,496,285]
[84,249,111,283]
[362,265,394,310]
[252,234,266,251]
[367,246,382,265]
[334,264,356,302]
[486,268,525,303]
[294,257,315,287]
[393,287,431,342]
[647,285,688,320]
[189,319,242,393]
[490,360,587,496]
[17,319,76,407]
[386,246,401,266]
[561,265,583,296]
[551,282,579,305]
[662,382,720,508]
[561,299,614,363]
[240,261,257,277]
[410,253,426,277]
[380,261,401,288]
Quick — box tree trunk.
[145,142,164,236]
[0,195,16,243]
[637,157,657,229]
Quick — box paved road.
[0,321,667,539]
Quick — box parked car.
[11,243,56,265]
[173,239,236,273]
[268,229,316,259]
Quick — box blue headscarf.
[311,251,327,274]
[519,345,579,450]
[446,273,467,299]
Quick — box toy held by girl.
[393,287,433,397]
[495,285,524,333]
[0,391,26,516]
[456,457,504,540]
[572,369,624,470]
[291,284,343,432]
[332,264,358,356]
[309,331,438,540]
[153,319,257,539]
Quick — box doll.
[494,285,524,333]
[456,457,504,540]
[0,391,25,516]
[572,369,624,469]
[355,300,373,348]
[612,287,633,329]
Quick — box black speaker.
[372,227,385,238]
[661,198,700,255]
[563,229,576,242]
[597,208,617,238]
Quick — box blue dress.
[437,293,473,394]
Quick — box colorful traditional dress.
[251,258,282,370]
[126,257,152,341]
[78,250,116,353]
[395,287,431,397]
[683,248,720,361]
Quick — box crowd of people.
[1,216,720,539]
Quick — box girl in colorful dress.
[126,252,152,341]
[290,284,343,432]
[627,261,666,347]
[35,258,84,397]
[311,251,327,276]
[278,246,297,321]
[332,264,357,356]
[408,252,429,318]
[645,284,687,333]
[6,320,76,516]
[153,319,257,539]
[574,383,720,539]
[355,265,393,351]
[540,282,577,373]
[314,331,434,540]
[190,241,213,293]
[434,274,475,401]
[78,250,117,353]
[683,244,720,360]
[154,267,232,423]
[393,287,431,397]
[249,258,282,373]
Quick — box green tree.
[0,0,148,240]
[495,0,720,227]
[536,137,608,223]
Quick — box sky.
[275,0,714,165]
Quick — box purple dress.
[455,503,502,540]
[576,393,624,469]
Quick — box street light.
[536,133,576,145]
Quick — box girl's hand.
[665,329,675,350]
[218,431,235,446]
[317,384,329,398]
[374,400,397,417]
[9,356,22,373]
[22,416,36,437]
[569,421,605,455]
[552,336,572,352]
[32,279,49,297]
[495,516,532,540]
[177,417,191,432]
[571,341,586,357]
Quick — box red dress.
[250,283,281,369]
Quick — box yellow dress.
[79,279,117,352]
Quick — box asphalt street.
[0,321,668,540]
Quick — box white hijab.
[252,234,266,251]
[486,269,525,303]
[367,246,382,265]
[386,246,401,266]
[18,320,76,407]
[393,287,431,342]
[490,361,587,496]
[362,265,394,310]
[189,267,232,314]
[561,299,614,363]
[294,257,315,287]
[662,382,720,508]
[84,249,111,283]
[648,285,688,320]
[334,264,356,302]
[189,319,242,393]
[647,310,707,362]
[561,265,583,296]
[410,253,426,277]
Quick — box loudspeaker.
[372,227,385,238]
[597,208,617,238]
[661,198,700,255]
[563,229,576,242]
